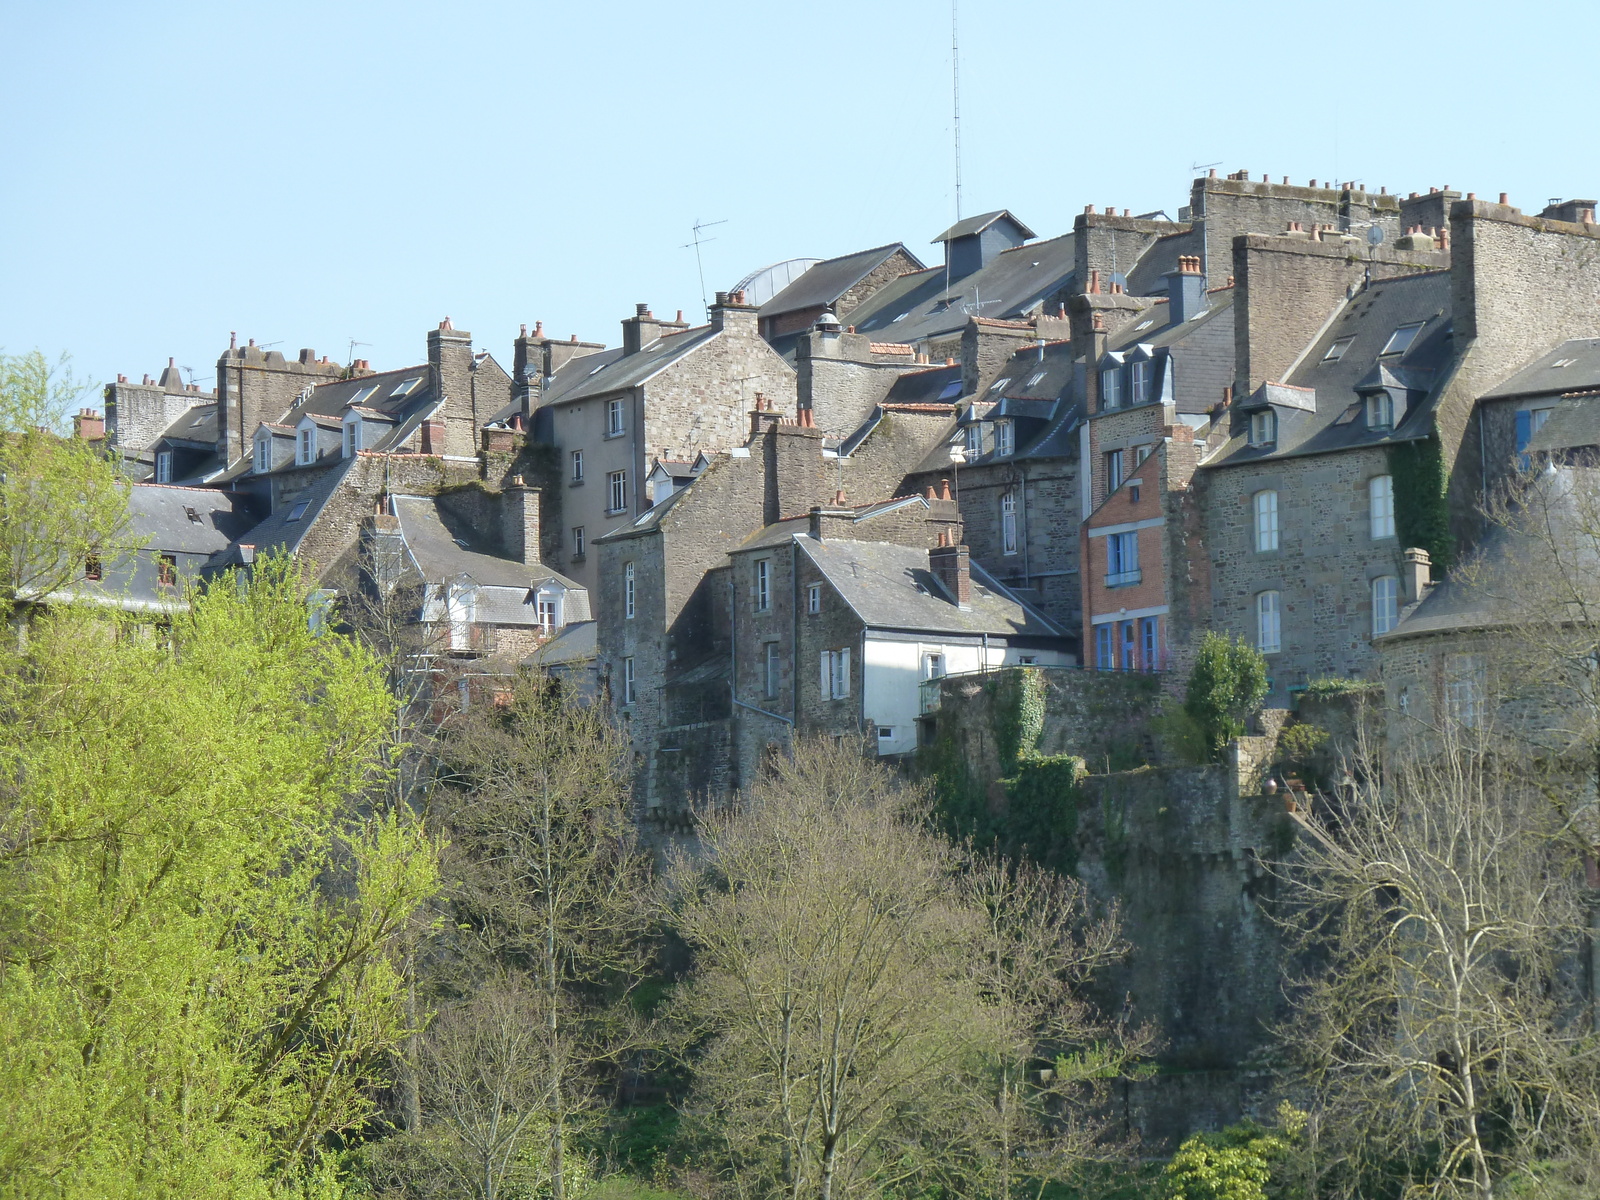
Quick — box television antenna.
[347,338,370,365]
[683,218,728,314]
[1190,160,1221,173]
[951,0,963,223]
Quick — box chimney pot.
[1085,204,1095,214]
[714,291,728,306]
[535,320,544,336]
[939,478,952,501]
[1467,192,1476,200]
[834,489,846,505]
[1208,168,1216,178]
[636,303,649,317]
[520,323,527,337]
[440,316,453,330]
[1499,192,1509,205]
[230,331,237,349]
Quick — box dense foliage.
[1183,632,1268,760]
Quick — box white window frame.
[624,563,636,619]
[1106,530,1139,586]
[1369,474,1395,539]
[1381,322,1425,357]
[821,648,851,700]
[807,583,822,614]
[343,416,361,458]
[1249,410,1276,447]
[297,427,315,466]
[965,422,982,457]
[622,656,636,705]
[1372,575,1399,637]
[606,397,625,437]
[922,651,945,680]
[155,450,172,483]
[537,595,558,631]
[1101,365,1122,409]
[754,559,771,611]
[1256,590,1281,654]
[1444,653,1485,728]
[255,438,270,473]
[1367,392,1394,430]
[607,470,628,513]
[994,419,1015,457]
[1130,359,1151,404]
[571,449,584,482]
[1104,448,1124,493]
[1322,337,1354,362]
[572,526,585,558]
[1000,490,1018,555]
[1253,490,1279,552]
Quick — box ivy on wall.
[1389,435,1455,570]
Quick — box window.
[537,596,557,630]
[994,419,1015,457]
[1253,490,1279,552]
[85,554,102,582]
[606,398,624,436]
[938,380,963,401]
[1121,621,1137,670]
[255,439,270,473]
[608,470,628,513]
[391,377,421,397]
[807,583,822,614]
[922,652,945,680]
[1104,449,1124,493]
[764,643,781,698]
[571,449,584,482]
[821,648,851,699]
[964,423,982,457]
[1369,474,1395,539]
[285,501,310,522]
[1131,359,1152,404]
[1106,530,1139,586]
[157,554,178,588]
[624,563,636,619]
[1129,481,1142,502]
[877,726,895,743]
[1322,337,1355,362]
[1444,653,1485,727]
[1141,616,1159,670]
[754,559,771,611]
[297,427,315,465]
[349,385,379,405]
[988,377,1011,393]
[1256,590,1281,654]
[1381,322,1425,357]
[622,656,636,705]
[1135,443,1152,464]
[1101,366,1122,409]
[1249,410,1276,447]
[571,526,586,558]
[1026,371,1046,387]
[343,418,360,458]
[1367,391,1394,430]
[1000,490,1018,555]
[1516,406,1555,466]
[1372,575,1399,636]
[155,451,172,483]
[1095,624,1114,670]
[1018,654,1038,665]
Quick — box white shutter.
[838,648,851,698]
[821,651,831,697]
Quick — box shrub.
[1183,632,1269,761]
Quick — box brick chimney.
[503,475,542,565]
[74,408,105,440]
[928,533,971,609]
[1403,547,1432,603]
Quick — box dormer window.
[994,420,1015,457]
[964,423,982,458]
[255,438,271,473]
[297,428,315,466]
[1130,359,1152,405]
[1101,365,1122,409]
[1367,392,1395,431]
[155,451,172,484]
[1249,410,1276,447]
[343,416,361,458]
[1380,322,1425,357]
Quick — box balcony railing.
[1104,569,1142,588]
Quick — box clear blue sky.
[3,0,1594,398]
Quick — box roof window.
[1322,337,1355,362]
[350,385,379,405]
[1553,357,1577,368]
[891,312,909,323]
[286,501,310,522]
[1026,371,1046,387]
[1133,318,1155,332]
[1380,322,1425,357]
[184,506,202,524]
[988,377,1011,393]
[937,381,963,400]
[391,377,422,396]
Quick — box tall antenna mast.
[682,218,728,315]
[951,0,962,222]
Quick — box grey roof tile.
[758,243,923,318]
[1481,339,1600,400]
[391,494,582,592]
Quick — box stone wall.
[215,343,344,466]
[1194,175,1403,286]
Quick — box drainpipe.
[791,539,800,733]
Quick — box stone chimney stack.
[622,303,666,356]
[710,289,759,334]
[503,475,542,565]
[1403,547,1432,603]
[1163,255,1207,326]
[428,317,476,457]
[929,533,972,609]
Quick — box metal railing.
[1104,569,1142,588]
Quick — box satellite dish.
[1367,225,1385,246]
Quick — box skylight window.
[937,381,963,400]
[1323,337,1355,362]
[891,312,909,323]
[349,385,379,405]
[1133,318,1155,332]
[391,377,422,396]
[1026,371,1046,387]
[1380,322,1425,357]
[1553,357,1577,368]
[286,501,310,522]
[988,377,1011,393]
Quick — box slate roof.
[1124,226,1202,296]
[933,210,1037,243]
[797,536,1064,639]
[155,403,219,447]
[758,243,922,319]
[290,365,434,423]
[391,494,585,603]
[881,364,964,406]
[129,484,262,555]
[526,619,597,666]
[1481,339,1600,400]
[843,232,1076,346]
[216,459,355,564]
[1527,395,1600,453]
[540,324,718,406]
[1206,270,1454,467]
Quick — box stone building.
[529,291,797,592]
[757,242,924,348]
[103,357,219,482]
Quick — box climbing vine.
[990,667,1047,774]
[1389,435,1455,570]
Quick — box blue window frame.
[1120,621,1136,671]
[1096,624,1114,670]
[1140,616,1159,670]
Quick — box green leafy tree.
[0,556,439,1198]
[1162,1121,1289,1200]
[1184,632,1268,760]
[0,350,136,618]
